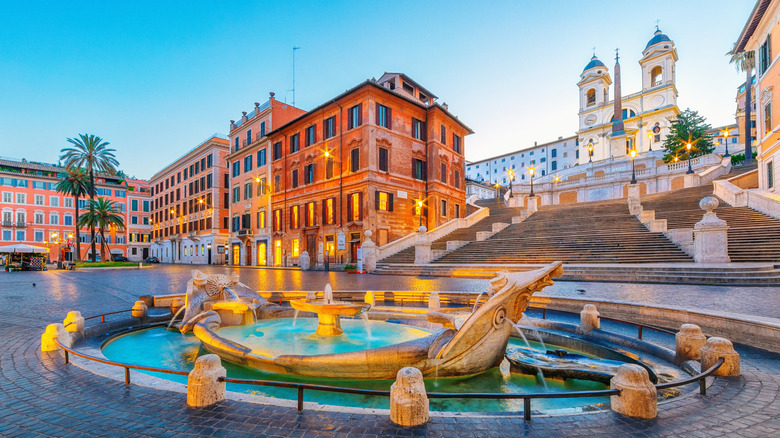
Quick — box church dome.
[583,55,606,72]
[644,29,672,50]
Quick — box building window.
[260,121,266,137]
[273,142,282,160]
[306,202,315,227]
[290,133,300,153]
[234,136,239,151]
[765,101,772,135]
[274,175,280,193]
[16,230,25,241]
[290,206,299,229]
[232,162,239,177]
[376,104,391,129]
[376,191,392,212]
[304,164,314,184]
[650,66,663,86]
[452,134,461,154]
[50,196,59,207]
[324,116,336,139]
[412,159,426,180]
[258,148,267,166]
[348,192,362,221]
[347,104,362,129]
[440,199,447,217]
[551,148,557,158]
[759,34,772,76]
[586,88,596,106]
[208,153,213,168]
[350,148,360,172]
[34,212,44,224]
[244,155,253,172]
[291,169,299,188]
[440,125,446,144]
[232,187,240,203]
[273,209,282,231]
[244,182,252,200]
[35,195,44,205]
[455,204,460,218]
[49,213,59,225]
[258,177,267,195]
[257,210,266,229]
[412,118,426,140]
[454,170,460,189]
[246,129,252,145]
[326,157,334,179]
[207,174,212,188]
[324,198,335,224]
[551,161,558,171]
[379,147,389,172]
[440,163,447,184]
[305,125,316,146]
[769,161,775,188]
[292,239,300,257]
[64,214,73,226]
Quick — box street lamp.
[494,182,501,201]
[647,133,653,152]
[722,130,730,157]
[686,143,694,174]
[507,169,515,197]
[588,140,594,163]
[629,149,637,184]
[528,167,535,197]
[416,199,424,227]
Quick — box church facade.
[576,29,680,164]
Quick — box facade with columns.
[577,29,680,164]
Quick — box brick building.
[149,134,230,264]
[265,73,472,267]
[0,158,137,262]
[224,95,305,266]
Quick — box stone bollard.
[41,323,69,352]
[299,251,310,271]
[610,364,657,419]
[675,324,706,362]
[364,291,376,306]
[414,226,432,265]
[131,301,148,319]
[427,291,441,312]
[701,337,740,377]
[171,298,184,315]
[187,354,227,407]
[63,311,85,334]
[362,230,377,273]
[390,367,429,427]
[578,304,600,334]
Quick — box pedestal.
[693,197,730,263]
[526,196,538,214]
[627,184,642,216]
[610,364,657,419]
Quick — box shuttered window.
[379,147,389,172]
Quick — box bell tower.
[578,54,612,112]
[639,28,678,92]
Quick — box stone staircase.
[640,181,780,263]
[379,199,522,264]
[429,197,693,264]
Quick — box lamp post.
[507,169,515,198]
[629,149,637,184]
[528,167,535,197]
[722,130,730,157]
[686,143,694,174]
[647,133,653,152]
[588,140,594,163]
[416,200,424,227]
[494,182,500,201]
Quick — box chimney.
[254,102,260,112]
[534,141,537,146]
[442,102,449,110]
[269,91,275,100]
[230,120,236,130]
[242,111,248,122]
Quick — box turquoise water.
[102,323,610,412]
[215,318,433,356]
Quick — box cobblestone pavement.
[1,266,779,436]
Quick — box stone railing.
[376,196,488,261]
[713,179,747,207]
[746,189,780,221]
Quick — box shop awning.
[0,244,49,254]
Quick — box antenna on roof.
[292,46,301,107]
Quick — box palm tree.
[60,134,119,262]
[77,197,125,262]
[55,168,89,261]
[729,45,755,164]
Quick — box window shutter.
[313,202,317,226]
[322,201,327,224]
[389,193,394,212]
[375,190,380,210]
[348,110,353,130]
[358,192,363,220]
[347,195,352,221]
[422,122,427,141]
[323,120,327,138]
[358,103,362,125]
[376,103,380,126]
[387,107,392,130]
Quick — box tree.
[662,109,715,163]
[728,44,755,165]
[60,134,119,262]
[77,197,125,262]
[55,168,89,261]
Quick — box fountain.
[289,284,370,336]
[176,262,565,379]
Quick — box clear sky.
[0,0,756,179]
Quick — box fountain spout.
[324,284,334,304]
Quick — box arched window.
[650,66,662,86]
[611,109,636,121]
[586,89,596,106]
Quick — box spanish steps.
[379,199,522,264]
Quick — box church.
[576,28,680,163]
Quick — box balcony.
[237,228,252,236]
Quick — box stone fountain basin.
[289,299,367,316]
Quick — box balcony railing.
[237,229,252,236]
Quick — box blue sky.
[0,1,756,179]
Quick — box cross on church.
[593,46,596,57]
[655,19,661,31]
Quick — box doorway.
[349,232,361,263]
[232,244,240,266]
[257,242,267,266]
[305,233,317,267]
[246,244,252,266]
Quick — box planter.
[346,270,359,274]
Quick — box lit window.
[378,192,388,211]
[292,239,300,257]
[325,198,334,224]
[307,202,315,226]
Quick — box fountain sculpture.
[176,262,565,379]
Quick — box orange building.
[0,158,136,262]
[224,95,305,266]
[265,73,472,267]
[125,178,151,261]
[736,0,780,191]
[149,135,230,264]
